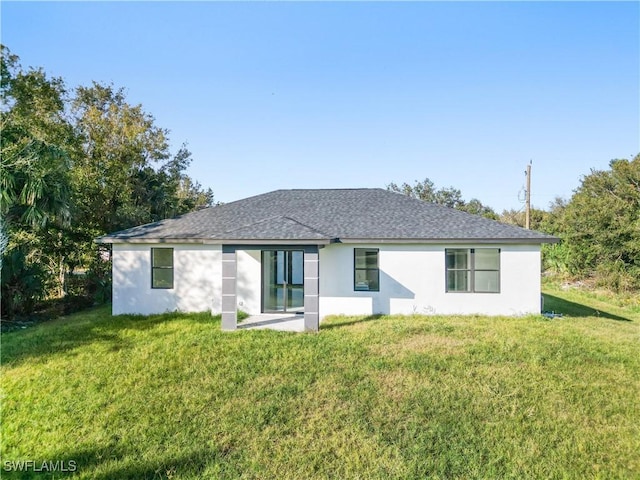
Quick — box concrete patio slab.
[237,313,305,332]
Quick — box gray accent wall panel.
[221,249,237,331]
[304,249,320,332]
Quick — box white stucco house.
[96,188,558,331]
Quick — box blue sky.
[2,1,639,212]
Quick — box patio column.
[221,245,237,331]
[304,247,320,332]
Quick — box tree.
[1,45,73,229]
[1,45,75,316]
[1,48,215,319]
[66,83,214,299]
[71,82,170,233]
[536,197,572,274]
[463,198,499,220]
[388,178,439,202]
[499,207,548,230]
[546,155,640,291]
[387,178,497,219]
[71,83,213,234]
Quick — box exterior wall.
[112,242,541,319]
[112,244,221,315]
[236,250,262,315]
[319,243,541,318]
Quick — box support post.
[303,247,320,332]
[221,247,237,331]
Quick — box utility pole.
[525,161,531,229]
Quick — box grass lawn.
[1,286,639,479]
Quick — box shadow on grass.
[1,308,220,367]
[321,314,384,330]
[2,445,236,480]
[543,294,632,322]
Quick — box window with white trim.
[446,248,500,293]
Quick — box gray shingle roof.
[97,188,558,244]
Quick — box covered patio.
[237,313,306,332]
[221,243,322,332]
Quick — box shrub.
[0,247,46,319]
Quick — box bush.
[595,261,640,292]
[0,247,46,319]
[541,155,640,293]
[1,295,96,332]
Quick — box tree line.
[389,154,640,293]
[2,44,637,322]
[1,46,213,320]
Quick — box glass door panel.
[287,251,304,311]
[262,250,304,313]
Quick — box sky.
[2,1,639,213]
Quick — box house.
[96,188,558,331]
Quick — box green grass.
[2,287,639,479]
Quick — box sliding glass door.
[262,250,304,313]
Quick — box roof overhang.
[96,236,558,245]
[95,237,332,245]
[336,237,560,245]
[95,237,205,244]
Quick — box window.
[152,248,173,289]
[354,248,379,291]
[446,248,500,293]
[446,249,471,292]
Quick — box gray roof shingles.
[97,188,558,244]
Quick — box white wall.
[319,243,541,318]
[236,250,261,314]
[112,244,221,315]
[112,242,541,318]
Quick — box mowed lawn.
[2,286,639,479]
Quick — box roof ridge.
[220,215,332,238]
[275,187,383,192]
[220,215,284,235]
[281,215,333,237]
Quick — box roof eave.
[336,237,559,245]
[96,235,559,246]
[95,237,332,245]
[95,237,209,245]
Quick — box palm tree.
[1,45,74,317]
